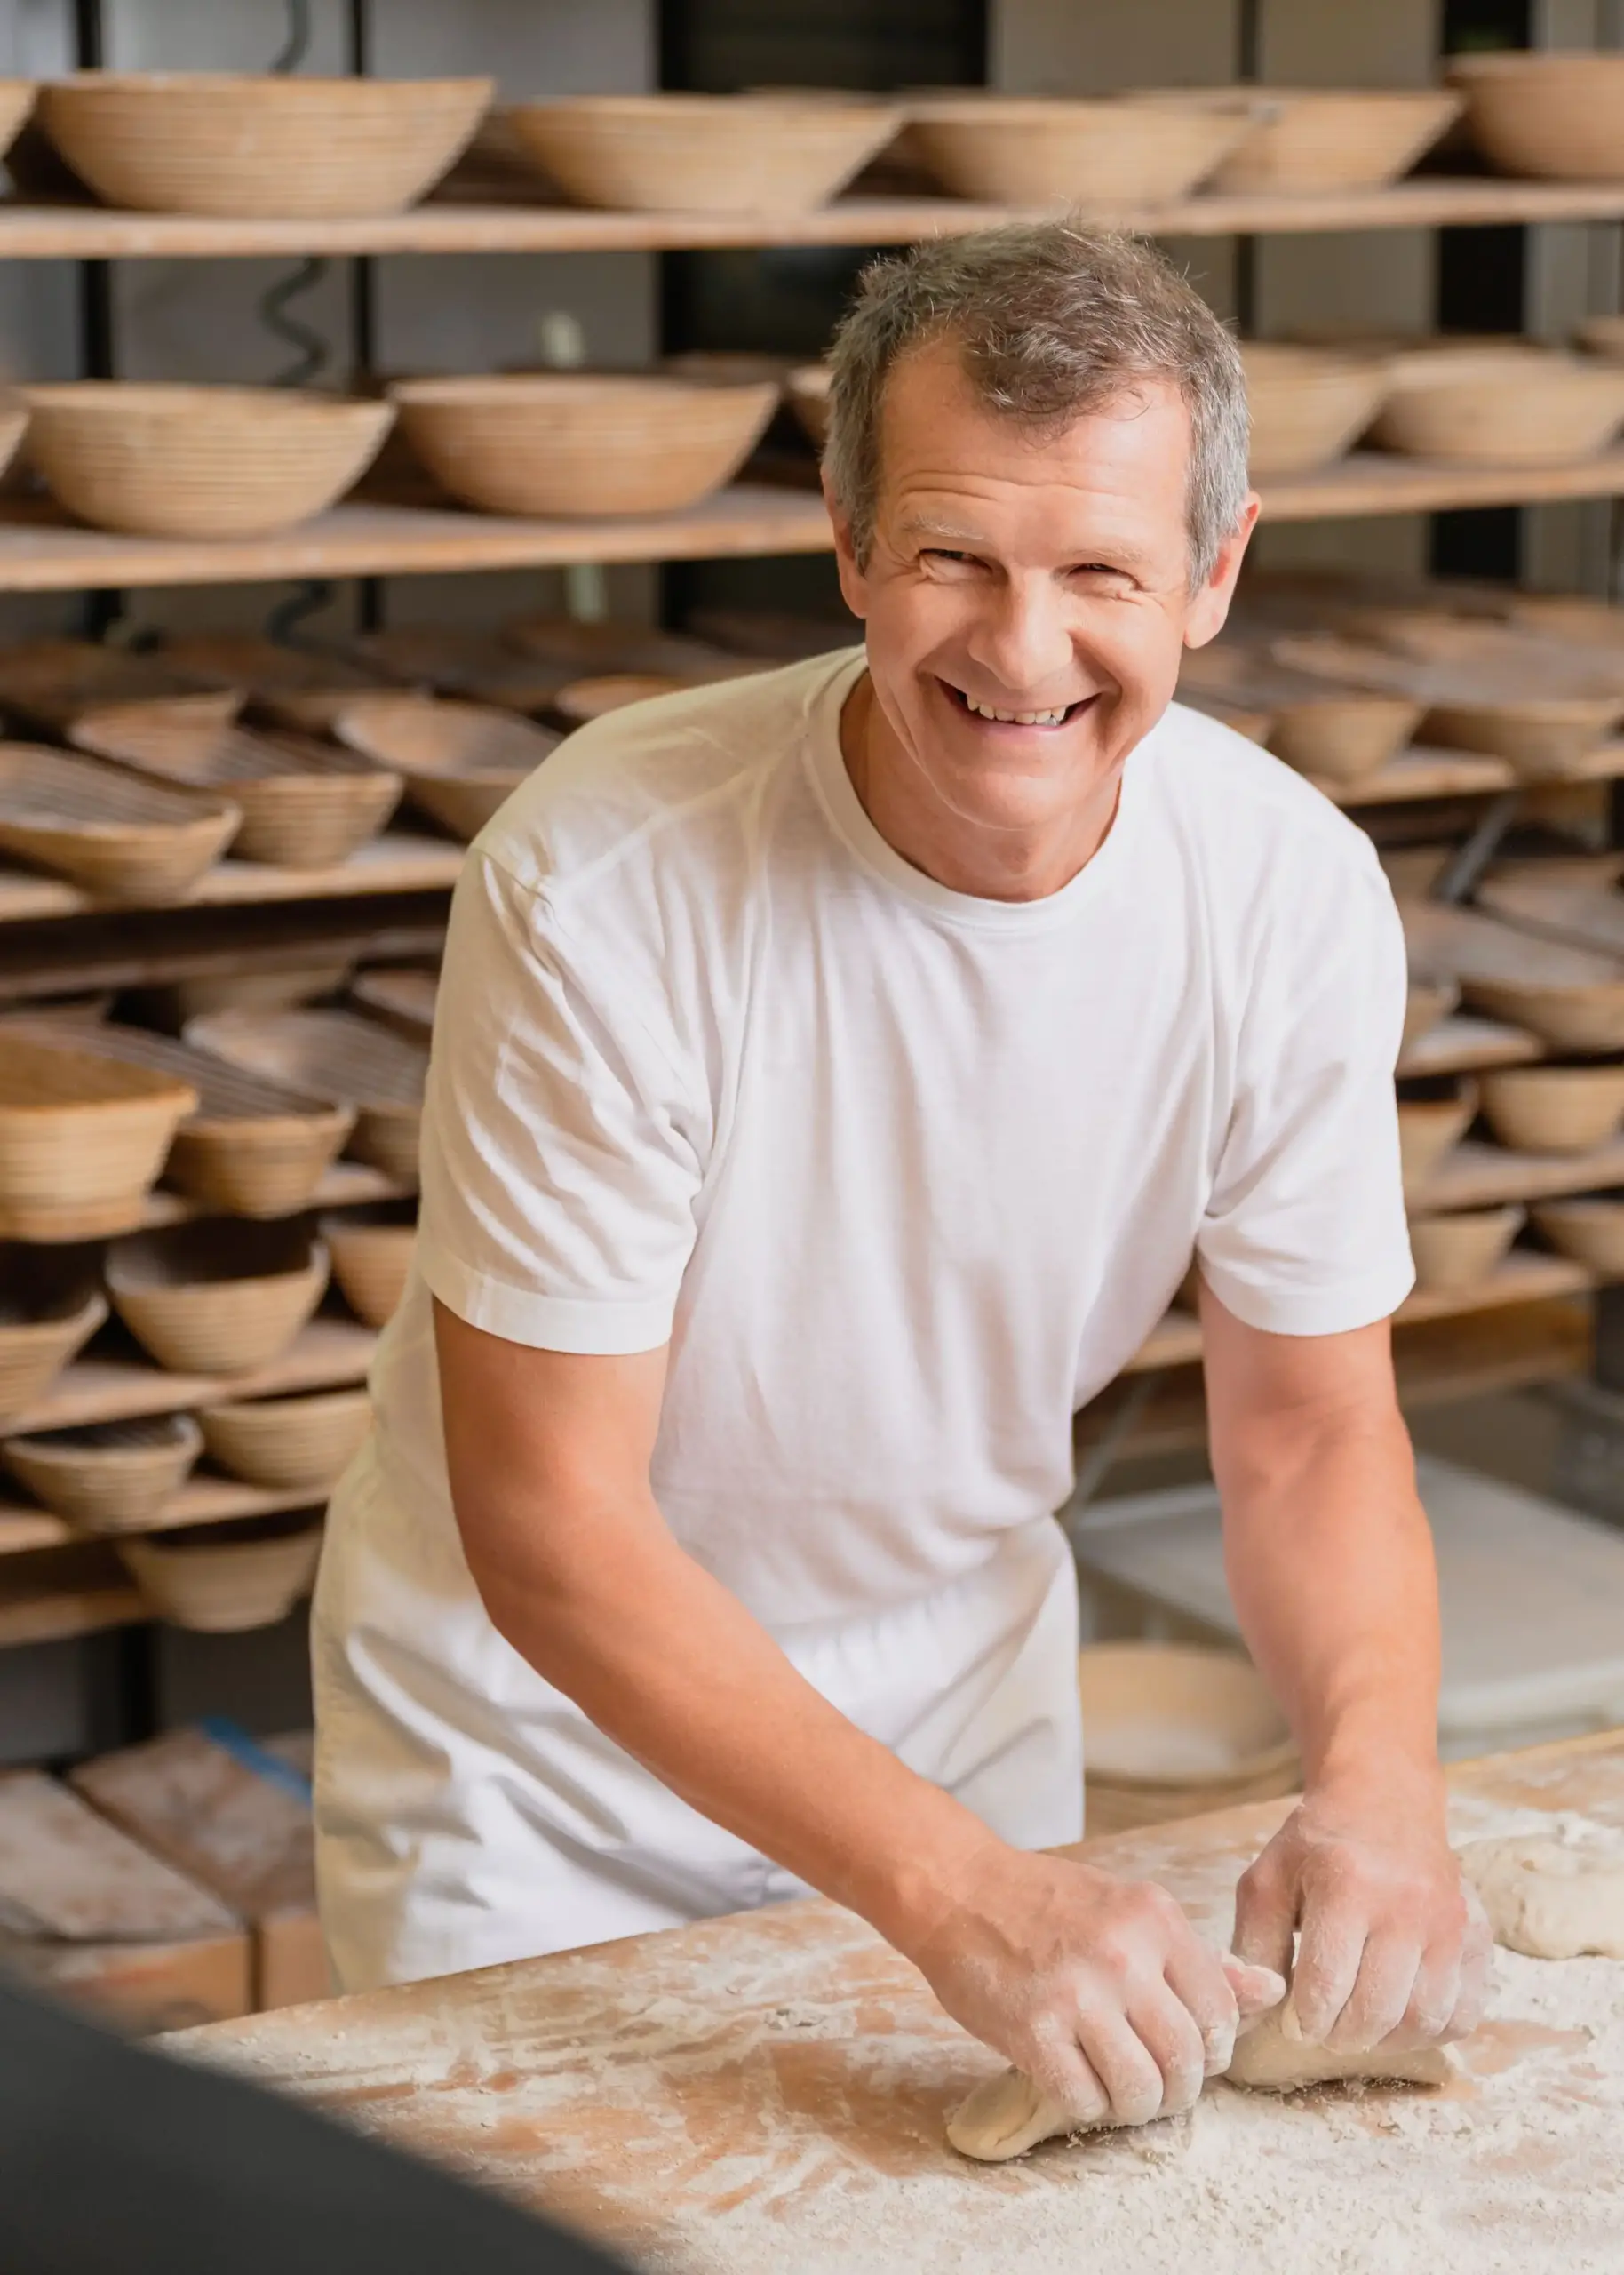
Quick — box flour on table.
[1461,1832,1624,1960]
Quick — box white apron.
[311,1439,1081,1992]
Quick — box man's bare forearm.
[1220,1406,1440,1790]
[460,1473,991,1952]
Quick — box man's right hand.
[904,1840,1286,2127]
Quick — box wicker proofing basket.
[0,1276,107,1424]
[1397,1081,1478,1193]
[116,1511,323,1634]
[183,1010,427,1182]
[502,93,902,214]
[0,1036,196,1241]
[21,383,394,539]
[1195,86,1461,195]
[346,967,437,1043]
[1479,1062,1624,1155]
[904,95,1250,204]
[330,693,559,842]
[390,373,778,518]
[0,79,36,163]
[1533,1194,1624,1274]
[8,1017,357,1220]
[1402,978,1461,1053]
[69,713,403,870]
[197,1387,371,1492]
[786,364,832,450]
[1242,344,1390,477]
[2,1413,202,1531]
[1079,1643,1299,1837]
[319,1201,418,1329]
[37,73,490,218]
[0,744,241,905]
[1449,51,1624,182]
[1369,349,1624,467]
[1407,1205,1524,1294]
[105,1220,330,1377]
[0,390,28,484]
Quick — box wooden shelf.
[3,448,1624,595]
[0,1544,145,1648]
[1413,1133,1624,1213]
[0,488,837,593]
[0,1473,326,1558]
[8,1313,376,1438]
[8,178,1624,259]
[1325,739,1624,809]
[1397,1014,1542,1080]
[1254,448,1624,524]
[0,832,463,926]
[1075,1292,1594,1468]
[1124,1250,1596,1375]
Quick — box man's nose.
[969,578,1074,695]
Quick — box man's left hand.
[1230,1763,1493,2055]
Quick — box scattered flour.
[176,1788,1624,2275]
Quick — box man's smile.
[935,675,1100,731]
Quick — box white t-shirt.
[375,644,1413,1634]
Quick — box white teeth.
[965,697,1068,725]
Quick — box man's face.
[830,337,1255,842]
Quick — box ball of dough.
[944,2008,1455,2161]
[1460,1835,1624,1961]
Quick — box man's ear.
[1183,493,1261,650]
[824,473,871,622]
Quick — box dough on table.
[1460,1834,1624,1961]
[946,2010,1454,2163]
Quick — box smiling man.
[313,224,1488,2133]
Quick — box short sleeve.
[1197,849,1414,1337]
[416,851,707,1354]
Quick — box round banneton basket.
[502,93,902,214]
[1533,1193,1624,1274]
[1240,343,1390,478]
[197,1387,371,1493]
[116,1511,323,1633]
[21,383,394,540]
[1370,347,1624,467]
[1406,1204,1524,1295]
[183,1009,427,1184]
[1154,85,1462,196]
[36,73,491,218]
[330,693,561,843]
[0,79,35,164]
[904,95,1250,204]
[0,1035,197,1243]
[1078,1643,1298,1837]
[70,709,403,869]
[319,1201,418,1330]
[0,389,28,484]
[1397,1080,1478,1194]
[785,364,832,451]
[1448,51,1624,182]
[0,1275,107,1425]
[390,372,778,518]
[106,1219,330,1377]
[0,744,241,905]
[1479,1062,1624,1156]
[1401,978,1460,1054]
[1,1413,202,1532]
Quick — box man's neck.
[839,672,1123,905]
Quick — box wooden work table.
[179,1730,1624,2272]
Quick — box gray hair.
[823,221,1249,588]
